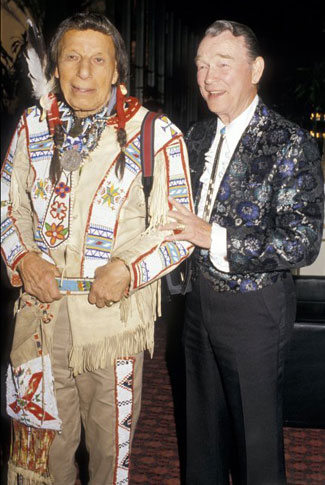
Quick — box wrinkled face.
[55,29,118,118]
[196,31,264,125]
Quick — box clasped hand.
[88,259,131,308]
[19,253,130,308]
[18,252,62,303]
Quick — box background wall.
[299,226,325,276]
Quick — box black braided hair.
[50,123,64,184]
[115,127,127,179]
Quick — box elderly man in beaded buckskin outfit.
[161,20,324,485]
[1,13,193,485]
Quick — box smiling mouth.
[208,90,225,96]
[72,86,94,94]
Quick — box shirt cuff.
[209,222,230,273]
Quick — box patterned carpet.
[1,292,324,484]
[284,428,325,485]
[130,296,325,485]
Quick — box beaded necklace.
[58,87,117,172]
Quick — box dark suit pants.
[184,272,296,485]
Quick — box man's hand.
[160,197,212,249]
[88,259,131,308]
[18,252,62,303]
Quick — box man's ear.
[252,56,264,85]
[112,61,118,85]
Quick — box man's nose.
[205,66,218,84]
[77,59,91,79]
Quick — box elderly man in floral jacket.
[162,19,324,485]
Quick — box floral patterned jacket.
[188,99,324,293]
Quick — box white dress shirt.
[197,95,259,272]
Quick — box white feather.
[25,46,55,109]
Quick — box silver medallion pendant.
[60,149,83,172]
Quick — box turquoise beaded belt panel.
[55,277,94,294]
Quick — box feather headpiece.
[25,19,60,132]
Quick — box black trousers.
[184,272,296,485]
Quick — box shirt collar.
[218,94,259,154]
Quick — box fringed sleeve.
[1,113,41,286]
[113,118,194,293]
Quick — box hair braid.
[114,83,128,179]
[50,123,64,184]
[115,127,127,179]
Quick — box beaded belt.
[55,277,94,295]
